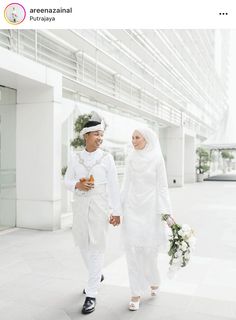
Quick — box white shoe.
[128,300,140,311]
[151,286,159,296]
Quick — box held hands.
[109,215,120,227]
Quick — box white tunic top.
[65,148,121,215]
[121,157,171,248]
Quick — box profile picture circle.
[4,3,26,25]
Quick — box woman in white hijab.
[121,127,173,311]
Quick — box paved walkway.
[0,181,236,319]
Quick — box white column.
[165,127,185,187]
[0,47,62,230]
[0,87,16,227]
[184,132,196,183]
[61,99,75,214]
[16,80,62,230]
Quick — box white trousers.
[73,186,109,298]
[80,247,104,298]
[125,246,161,296]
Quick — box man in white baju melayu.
[65,113,121,314]
[121,127,173,311]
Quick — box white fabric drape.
[72,185,110,251]
[125,247,161,296]
[121,127,172,295]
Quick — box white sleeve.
[64,155,78,193]
[120,160,131,215]
[156,159,172,215]
[106,154,122,216]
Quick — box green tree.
[196,147,210,174]
[61,113,92,176]
[221,150,234,160]
[70,113,92,148]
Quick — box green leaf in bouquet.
[161,214,171,221]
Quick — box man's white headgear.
[79,111,106,139]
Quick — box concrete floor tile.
[0,182,236,319]
[188,296,235,318]
[157,312,234,320]
[0,260,31,287]
[34,308,71,320]
[194,284,236,302]
[0,301,45,320]
[145,291,193,310]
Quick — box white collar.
[82,148,102,157]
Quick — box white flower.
[184,252,190,260]
[174,250,181,258]
[178,229,184,237]
[181,241,188,251]
[172,257,182,266]
[182,224,191,232]
[188,236,196,248]
[180,224,193,238]
[167,220,195,279]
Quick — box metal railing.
[0,29,216,138]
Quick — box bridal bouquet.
[162,214,196,278]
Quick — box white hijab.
[129,127,164,172]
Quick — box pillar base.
[17,199,61,231]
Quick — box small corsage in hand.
[162,214,196,278]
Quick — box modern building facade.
[0,29,230,230]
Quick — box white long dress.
[122,152,172,296]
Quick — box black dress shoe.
[81,297,96,314]
[83,274,104,294]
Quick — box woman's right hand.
[75,181,94,191]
